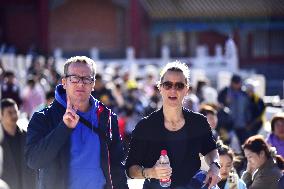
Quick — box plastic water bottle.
[159,150,171,187]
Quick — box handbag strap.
[56,101,106,139]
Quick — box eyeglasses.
[65,75,94,84]
[161,81,187,91]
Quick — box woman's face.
[220,154,233,180]
[244,149,265,170]
[274,119,284,140]
[159,71,188,108]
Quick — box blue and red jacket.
[25,99,129,189]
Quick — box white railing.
[0,38,268,98]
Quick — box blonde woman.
[125,61,220,189]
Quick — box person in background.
[144,85,162,116]
[27,56,45,81]
[0,125,10,189]
[21,76,45,119]
[244,81,265,136]
[124,80,145,116]
[199,104,218,140]
[267,112,284,158]
[218,74,250,146]
[1,71,22,107]
[91,73,116,109]
[142,73,156,99]
[125,61,220,189]
[25,56,128,189]
[33,90,55,113]
[196,80,207,104]
[111,82,125,113]
[183,86,200,112]
[0,60,5,82]
[44,91,55,107]
[241,135,284,189]
[217,141,246,189]
[214,104,242,155]
[199,104,219,172]
[0,98,36,189]
[45,57,61,90]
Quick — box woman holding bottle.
[125,61,220,189]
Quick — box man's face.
[5,75,15,84]
[1,105,19,127]
[231,82,241,90]
[62,62,95,105]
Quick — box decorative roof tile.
[140,0,284,19]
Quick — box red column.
[37,0,49,54]
[130,0,141,57]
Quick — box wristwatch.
[211,161,221,169]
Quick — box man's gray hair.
[64,56,96,76]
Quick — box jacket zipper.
[97,104,113,188]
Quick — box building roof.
[140,0,284,20]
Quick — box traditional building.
[136,0,284,95]
[138,0,284,63]
[0,0,129,58]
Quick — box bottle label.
[160,178,171,182]
[160,162,169,165]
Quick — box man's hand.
[204,163,221,188]
[63,96,79,129]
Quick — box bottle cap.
[161,150,167,155]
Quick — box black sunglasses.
[161,81,186,91]
[65,74,94,84]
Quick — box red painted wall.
[49,0,121,53]
[1,3,38,53]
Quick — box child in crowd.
[217,141,247,189]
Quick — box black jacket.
[25,100,128,189]
[2,127,36,189]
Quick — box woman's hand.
[246,161,255,174]
[147,160,172,180]
[204,163,221,189]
